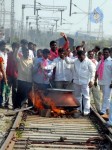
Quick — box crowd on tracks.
[0,32,112,127]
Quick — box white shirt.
[44,57,73,81]
[18,47,34,59]
[0,51,8,70]
[90,59,98,70]
[65,57,95,85]
[96,57,112,85]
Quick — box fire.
[29,90,44,110]
[28,90,66,115]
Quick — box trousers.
[89,85,101,112]
[100,85,111,114]
[107,94,112,125]
[15,80,32,109]
[73,83,90,115]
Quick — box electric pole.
[21,4,25,39]
[87,0,92,36]
[10,0,15,43]
[69,0,72,16]
[36,8,41,32]
[54,19,59,32]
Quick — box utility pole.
[87,0,92,36]
[69,0,72,16]
[59,9,64,25]
[54,19,59,32]
[10,0,15,43]
[98,21,103,40]
[26,16,29,39]
[21,4,25,39]
[0,0,5,27]
[36,8,41,33]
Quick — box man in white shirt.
[88,50,101,112]
[65,50,95,115]
[95,48,112,115]
[43,48,73,89]
[18,39,34,59]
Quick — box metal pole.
[10,0,14,44]
[26,16,29,39]
[34,0,36,15]
[60,10,64,25]
[54,19,58,32]
[36,9,40,33]
[69,0,72,16]
[87,0,92,36]
[21,4,25,39]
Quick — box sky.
[5,0,112,36]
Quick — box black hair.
[37,49,42,54]
[88,50,93,55]
[0,41,6,47]
[77,50,85,56]
[76,46,81,50]
[98,51,102,55]
[43,49,50,55]
[58,48,65,53]
[20,39,28,45]
[50,41,57,46]
[95,46,100,51]
[103,47,110,53]
[33,44,37,46]
[28,42,33,46]
[11,42,19,48]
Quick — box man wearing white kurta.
[43,48,73,89]
[65,50,95,115]
[95,48,112,115]
[88,50,101,112]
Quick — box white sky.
[5,0,112,36]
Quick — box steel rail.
[1,105,112,150]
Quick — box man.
[106,83,112,126]
[18,39,34,59]
[33,44,37,57]
[92,46,100,60]
[88,50,101,112]
[0,57,7,108]
[28,42,34,50]
[0,41,8,108]
[14,45,33,108]
[33,49,53,94]
[49,33,69,87]
[95,48,112,115]
[49,32,69,61]
[65,50,95,115]
[42,48,73,89]
[6,42,19,109]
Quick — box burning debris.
[28,89,80,117]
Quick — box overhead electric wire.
[99,0,109,8]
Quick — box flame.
[29,90,44,110]
[29,90,66,115]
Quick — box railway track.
[1,106,112,150]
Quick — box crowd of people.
[0,32,112,126]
